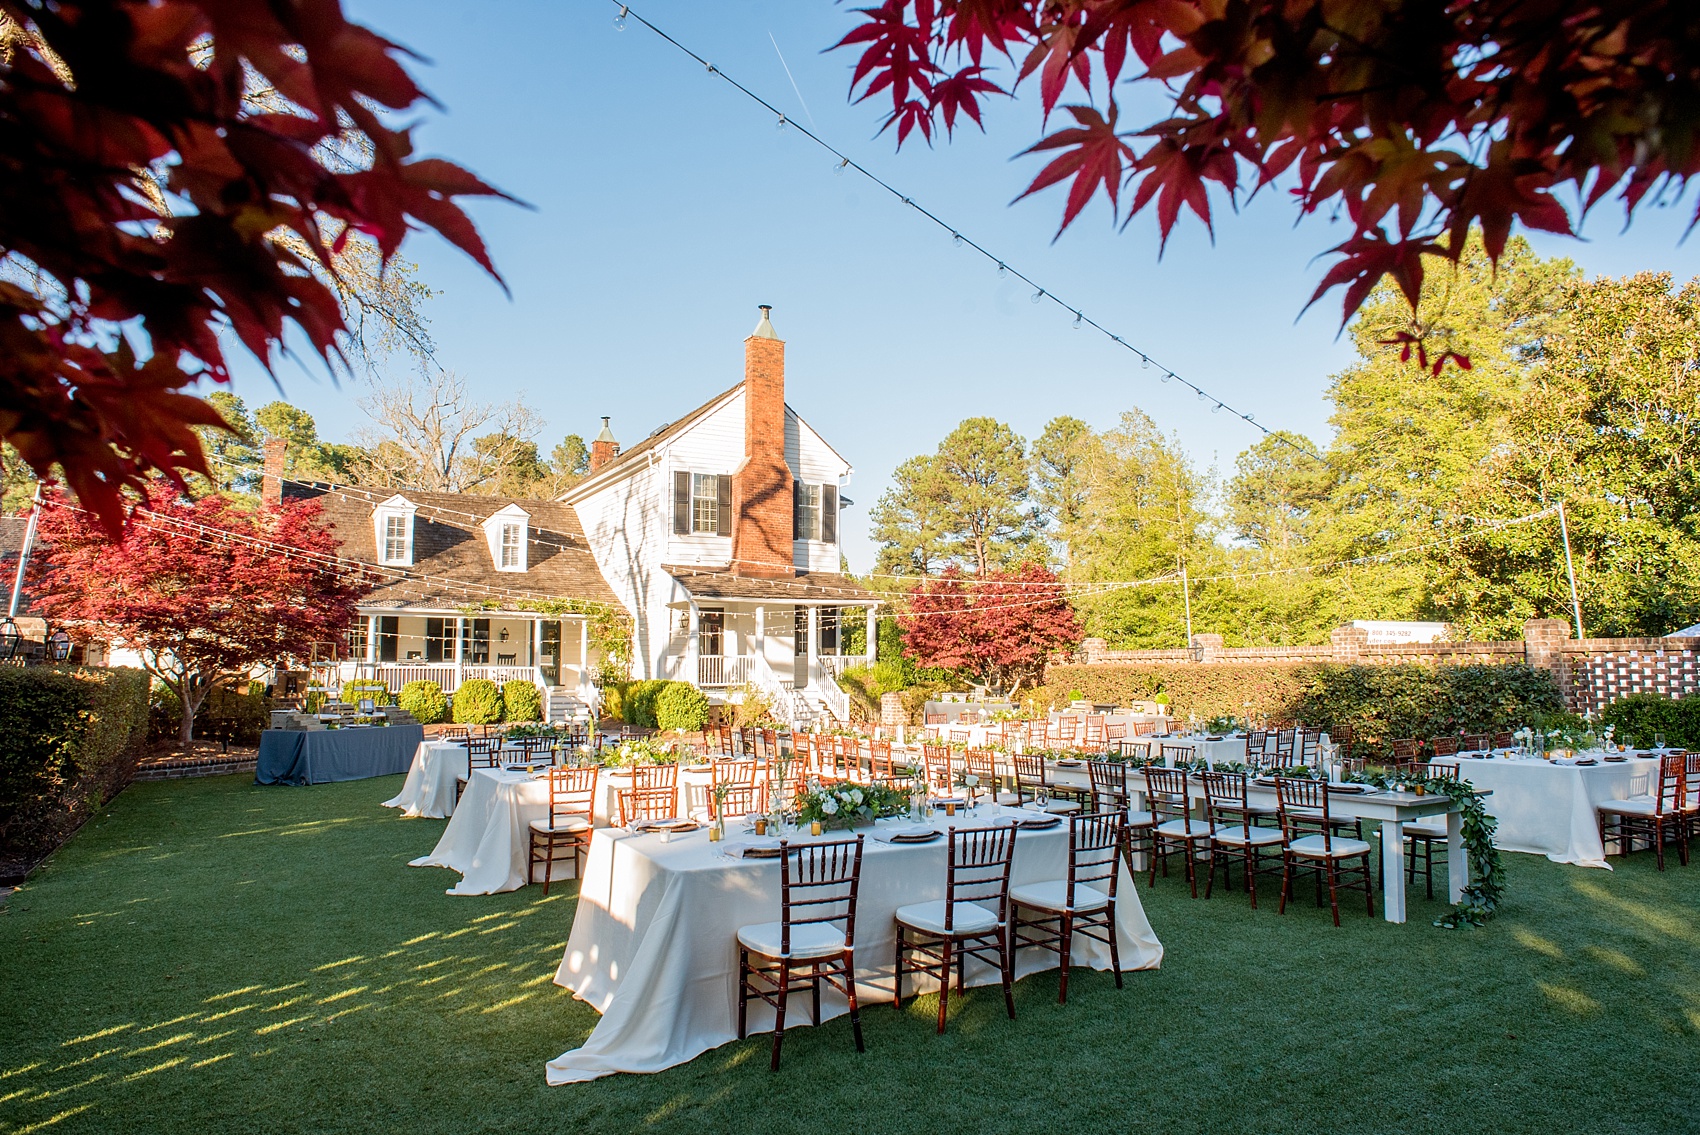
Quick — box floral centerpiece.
[602,738,684,768]
[794,783,910,830]
[1203,714,1240,735]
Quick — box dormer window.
[372,495,417,566]
[482,503,531,572]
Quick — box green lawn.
[2,774,1696,1135]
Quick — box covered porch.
[675,601,878,691]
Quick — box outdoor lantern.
[0,618,19,660]
[499,627,509,642]
[47,628,72,661]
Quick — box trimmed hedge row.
[1600,692,1700,749]
[149,685,272,746]
[0,666,150,869]
[1040,661,1563,752]
[604,679,708,729]
[398,680,448,724]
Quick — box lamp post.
[0,618,19,661]
[47,628,71,662]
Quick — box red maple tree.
[833,1,1697,357]
[899,563,1081,693]
[0,1,510,535]
[27,484,370,743]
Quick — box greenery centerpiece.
[1345,765,1504,928]
[794,783,910,830]
[601,738,682,768]
[1203,714,1240,734]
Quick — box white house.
[280,306,880,725]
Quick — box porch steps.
[546,687,590,725]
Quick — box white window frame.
[500,523,523,568]
[372,495,417,567]
[690,473,719,535]
[482,503,531,572]
[796,483,821,542]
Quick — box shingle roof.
[562,382,742,500]
[283,481,620,612]
[663,566,882,604]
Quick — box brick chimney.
[731,305,794,578]
[261,437,287,505]
[590,417,619,472]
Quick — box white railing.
[336,661,543,694]
[696,654,755,688]
[816,669,850,723]
[816,655,863,679]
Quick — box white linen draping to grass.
[382,740,469,819]
[545,804,1164,1085]
[409,767,552,895]
[1432,753,1660,868]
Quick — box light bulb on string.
[1141,356,1149,369]
[996,262,1007,277]
[1160,371,1171,383]
[834,158,849,175]
[952,233,964,246]
[1198,390,1208,401]
[1211,402,1223,413]
[776,113,787,131]
[1031,289,1044,304]
[614,5,628,29]
[1073,311,1083,329]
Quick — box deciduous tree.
[28,483,370,743]
[0,1,508,535]
[899,563,1081,692]
[832,1,1698,356]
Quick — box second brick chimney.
[590,417,619,472]
[731,305,794,577]
[261,436,288,506]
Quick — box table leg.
[1446,809,1465,904]
[1380,818,1407,924]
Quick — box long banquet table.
[254,724,424,785]
[1431,752,1659,869]
[545,804,1164,1084]
[382,739,469,819]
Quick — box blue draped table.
[255,724,425,785]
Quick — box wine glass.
[1654,733,1666,751]
[1036,787,1049,811]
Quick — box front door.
[540,620,562,687]
[792,606,808,689]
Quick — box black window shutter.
[673,470,690,534]
[793,481,804,537]
[716,474,732,536]
[822,483,837,544]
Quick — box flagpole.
[1557,500,1584,640]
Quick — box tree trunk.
[179,673,211,746]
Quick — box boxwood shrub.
[451,679,504,725]
[501,680,543,723]
[0,666,150,869]
[397,680,448,725]
[655,683,709,731]
[1600,692,1700,749]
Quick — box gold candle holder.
[810,820,822,836]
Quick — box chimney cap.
[750,304,779,340]
[594,416,617,443]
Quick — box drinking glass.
[1654,733,1666,751]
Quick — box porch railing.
[696,654,754,688]
[336,661,544,694]
[817,654,863,679]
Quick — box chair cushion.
[1288,834,1372,859]
[1211,824,1285,847]
[529,816,590,835]
[1405,817,1448,838]
[736,920,847,960]
[1598,796,1659,817]
[894,899,1000,937]
[1009,879,1110,913]
[1156,818,1212,840]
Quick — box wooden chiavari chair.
[1053,718,1080,747]
[1429,736,1460,758]
[1244,730,1270,763]
[1105,722,1128,747]
[1599,752,1690,870]
[964,749,1000,803]
[1158,743,1193,769]
[1300,730,1323,763]
[1686,752,1700,841]
[1114,738,1153,764]
[1402,762,1459,899]
[1132,720,1157,737]
[712,759,765,819]
[1083,716,1107,750]
[893,823,1018,1033]
[1274,777,1375,925]
[1491,730,1516,749]
[737,836,867,1070]
[528,765,598,895]
[1012,752,1049,806]
[1201,770,1284,908]
[715,724,735,757]
[439,726,470,743]
[1459,733,1489,753]
[760,729,780,763]
[1143,767,1211,897]
[922,744,955,794]
[1273,729,1297,763]
[1088,759,1156,868]
[616,764,679,826]
[924,713,948,729]
[619,724,644,743]
[1390,738,1421,767]
[867,739,901,783]
[1010,811,1125,1003]
[836,735,863,783]
[454,735,503,802]
[947,727,973,747]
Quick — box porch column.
[578,618,589,691]
[754,605,765,683]
[686,604,700,686]
[364,614,377,665]
[455,615,465,686]
[532,618,543,670]
[806,605,819,687]
[865,605,877,666]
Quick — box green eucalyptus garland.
[1352,767,1504,928]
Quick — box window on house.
[794,607,808,656]
[500,523,523,568]
[382,514,408,562]
[460,618,490,665]
[346,619,368,660]
[674,470,731,536]
[377,616,399,663]
[425,618,455,663]
[698,608,724,657]
[794,483,820,541]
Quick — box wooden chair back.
[1273,730,1296,759]
[1492,731,1515,748]
[1390,738,1421,764]
[1159,743,1192,767]
[547,765,599,829]
[1274,776,1339,849]
[776,836,866,955]
[964,748,999,788]
[1132,720,1157,737]
[617,763,679,825]
[1012,752,1048,800]
[1245,730,1270,759]
[1065,812,1123,900]
[868,739,899,781]
[1652,753,1687,815]
[713,759,765,816]
[1200,769,1255,836]
[1114,738,1153,763]
[942,824,1018,931]
[1412,761,1458,782]
[1429,736,1460,757]
[1459,733,1489,752]
[1143,767,1200,833]
[467,736,502,770]
[1087,759,1129,813]
[922,744,954,792]
[1300,730,1323,762]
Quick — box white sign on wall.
[1351,620,1450,645]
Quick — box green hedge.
[150,685,273,746]
[397,680,448,725]
[603,679,704,728]
[656,683,709,731]
[1041,662,1563,753]
[501,680,542,723]
[340,679,392,707]
[451,679,504,724]
[0,666,150,868]
[1600,692,1700,749]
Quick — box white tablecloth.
[382,741,469,819]
[546,804,1164,1083]
[1434,753,1659,868]
[410,768,552,895]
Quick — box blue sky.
[220,0,1699,570]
